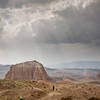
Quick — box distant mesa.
[5,60,51,81]
[97,73,100,78]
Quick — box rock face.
[5,61,51,81]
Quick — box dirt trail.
[40,91,61,100]
[0,89,9,95]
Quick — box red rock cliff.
[5,61,51,81]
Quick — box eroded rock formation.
[5,61,51,81]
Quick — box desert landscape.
[0,61,100,100]
[0,0,100,100]
[0,78,100,100]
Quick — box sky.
[0,0,100,65]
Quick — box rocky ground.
[0,79,100,100]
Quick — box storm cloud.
[0,0,55,8]
[0,0,100,65]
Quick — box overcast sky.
[0,0,100,65]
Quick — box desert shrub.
[19,96,24,100]
[61,96,72,100]
[6,97,12,100]
[2,96,13,100]
[84,91,88,98]
[89,88,92,91]
[88,97,100,100]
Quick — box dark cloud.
[0,0,9,8]
[0,0,55,8]
[0,0,100,46]
[0,0,100,64]
[32,1,100,46]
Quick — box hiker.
[53,85,55,91]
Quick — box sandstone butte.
[5,60,51,81]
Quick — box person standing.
[53,85,55,91]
